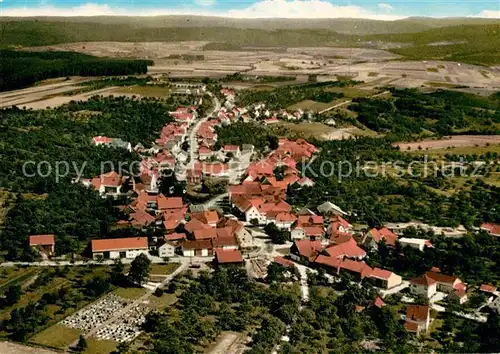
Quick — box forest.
[143,262,500,353]
[0,50,152,91]
[0,95,184,259]
[366,227,500,286]
[236,81,358,109]
[348,88,500,140]
[287,137,500,228]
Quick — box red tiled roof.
[481,223,500,236]
[91,237,148,252]
[215,227,234,239]
[126,210,156,226]
[193,227,218,240]
[182,239,212,250]
[368,227,398,246]
[224,145,239,152]
[330,215,351,229]
[331,233,355,245]
[325,239,366,259]
[93,136,113,144]
[314,255,342,269]
[166,233,186,241]
[340,259,372,278]
[425,271,460,285]
[274,212,297,223]
[212,235,238,248]
[297,215,324,226]
[406,305,429,322]
[157,195,183,210]
[199,147,212,154]
[163,212,185,230]
[190,210,219,225]
[370,267,394,281]
[29,234,55,246]
[273,256,295,268]
[410,274,436,287]
[374,297,385,308]
[293,239,322,260]
[184,219,212,234]
[215,249,244,264]
[91,171,123,188]
[300,226,325,237]
[480,284,497,293]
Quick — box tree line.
[0,50,153,91]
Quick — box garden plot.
[62,294,129,332]
[94,304,151,343]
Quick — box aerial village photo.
[0,0,499,353]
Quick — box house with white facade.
[158,242,176,258]
[91,237,149,260]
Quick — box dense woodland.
[143,263,500,353]
[288,137,500,227]
[349,89,500,140]
[0,95,182,259]
[0,50,152,91]
[237,81,357,110]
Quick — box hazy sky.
[1,0,499,19]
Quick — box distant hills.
[0,16,498,65]
[1,16,497,34]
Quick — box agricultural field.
[29,324,81,350]
[111,85,171,98]
[396,136,500,151]
[408,143,500,158]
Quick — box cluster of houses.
[34,84,500,337]
[220,87,312,125]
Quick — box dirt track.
[396,135,500,151]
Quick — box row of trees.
[0,50,152,91]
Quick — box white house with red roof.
[405,305,431,335]
[158,242,176,258]
[291,215,325,240]
[363,227,399,249]
[223,145,240,157]
[290,239,323,265]
[325,238,366,260]
[268,212,297,231]
[294,177,315,188]
[82,171,125,197]
[409,274,437,298]
[369,267,403,289]
[29,234,55,258]
[92,136,113,146]
[91,237,149,260]
[198,146,213,161]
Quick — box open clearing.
[86,338,117,354]
[0,341,59,354]
[206,332,248,354]
[111,85,171,98]
[288,100,332,112]
[396,135,500,151]
[29,324,81,349]
[410,143,500,157]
